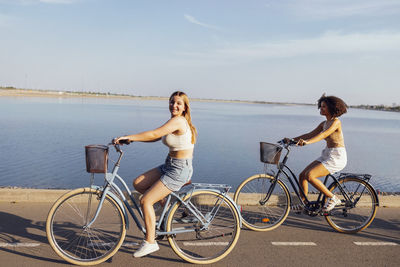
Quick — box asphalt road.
[0,202,399,267]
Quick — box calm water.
[1,97,399,192]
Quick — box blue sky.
[1,0,399,105]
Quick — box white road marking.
[2,241,396,248]
[87,241,140,248]
[354,242,398,246]
[183,242,229,246]
[0,243,41,247]
[271,242,317,246]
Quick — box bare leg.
[299,161,320,200]
[133,167,162,194]
[301,161,333,198]
[299,171,308,201]
[140,180,172,243]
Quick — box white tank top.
[162,118,194,151]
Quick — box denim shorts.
[158,155,193,192]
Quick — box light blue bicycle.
[46,143,241,265]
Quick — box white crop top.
[162,118,194,151]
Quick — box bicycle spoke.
[234,174,290,231]
[167,190,240,264]
[325,177,377,233]
[47,189,126,264]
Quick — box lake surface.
[1,96,399,192]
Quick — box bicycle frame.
[262,143,369,212]
[86,145,241,237]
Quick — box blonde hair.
[169,91,197,144]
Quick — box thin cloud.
[285,0,400,19]
[184,14,221,31]
[178,31,400,60]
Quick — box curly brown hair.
[317,94,348,117]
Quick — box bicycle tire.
[166,190,240,264]
[325,177,378,233]
[233,174,290,231]
[46,188,126,265]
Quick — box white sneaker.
[133,240,159,258]
[323,195,341,212]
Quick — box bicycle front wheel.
[46,188,126,265]
[234,174,290,231]
[325,177,378,233]
[166,190,240,264]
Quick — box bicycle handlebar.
[108,137,132,152]
[108,139,131,154]
[277,138,297,148]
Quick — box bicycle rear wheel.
[234,174,290,231]
[46,188,126,265]
[166,190,240,264]
[325,177,378,233]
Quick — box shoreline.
[2,87,399,111]
[0,87,301,106]
[2,185,399,194]
[1,188,399,207]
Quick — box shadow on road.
[0,211,185,264]
[0,211,65,264]
[281,210,400,243]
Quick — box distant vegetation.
[1,86,399,112]
[351,104,400,112]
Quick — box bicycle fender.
[91,185,130,229]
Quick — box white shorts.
[316,147,347,174]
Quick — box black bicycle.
[234,140,379,234]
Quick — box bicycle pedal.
[155,235,165,241]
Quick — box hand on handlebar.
[278,137,307,146]
[279,138,295,145]
[112,137,131,145]
[296,139,307,146]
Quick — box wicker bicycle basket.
[85,145,109,173]
[260,142,282,165]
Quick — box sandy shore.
[0,88,169,101]
[0,87,305,105]
[2,87,399,112]
[0,188,399,207]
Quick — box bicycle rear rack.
[191,183,231,191]
[339,172,372,181]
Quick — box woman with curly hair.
[284,94,348,212]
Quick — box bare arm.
[293,122,324,141]
[115,117,185,143]
[304,119,341,145]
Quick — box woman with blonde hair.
[113,91,197,257]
